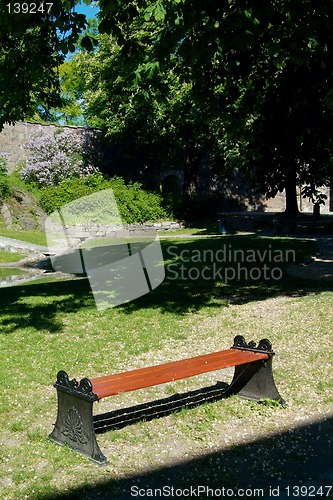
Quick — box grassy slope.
[0,227,47,246]
[0,250,26,263]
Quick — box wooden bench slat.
[89,349,270,399]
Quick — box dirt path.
[287,236,333,281]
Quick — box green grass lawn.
[0,226,47,246]
[0,268,27,279]
[0,235,332,499]
[0,249,27,263]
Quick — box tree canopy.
[77,29,218,195]
[95,0,333,214]
[1,0,333,214]
[0,0,94,127]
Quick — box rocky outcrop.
[0,187,47,231]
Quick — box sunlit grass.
[0,226,47,246]
[0,268,27,279]
[0,249,26,263]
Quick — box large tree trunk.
[284,167,300,216]
[183,141,203,197]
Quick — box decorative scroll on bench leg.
[48,371,107,464]
[227,336,284,404]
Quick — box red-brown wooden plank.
[89,349,270,400]
[91,349,257,387]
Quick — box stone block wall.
[263,186,332,214]
[47,221,183,250]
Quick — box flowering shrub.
[0,152,8,175]
[0,152,11,200]
[19,129,98,187]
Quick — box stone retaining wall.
[47,221,183,248]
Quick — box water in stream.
[0,267,45,287]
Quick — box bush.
[38,176,102,213]
[19,129,98,187]
[39,174,171,223]
[0,154,11,200]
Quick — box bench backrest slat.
[89,348,270,400]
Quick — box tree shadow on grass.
[45,413,333,500]
[0,277,94,334]
[118,236,333,315]
[0,236,331,334]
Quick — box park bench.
[49,335,283,464]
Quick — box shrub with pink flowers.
[19,129,98,187]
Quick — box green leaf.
[98,19,111,34]
[147,61,160,78]
[62,1,73,12]
[154,3,166,22]
[144,11,153,21]
[100,1,117,15]
[134,68,142,83]
[81,35,94,51]
[144,4,155,22]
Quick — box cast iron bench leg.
[227,357,283,402]
[226,336,284,403]
[48,372,107,464]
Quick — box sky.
[73,1,100,20]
